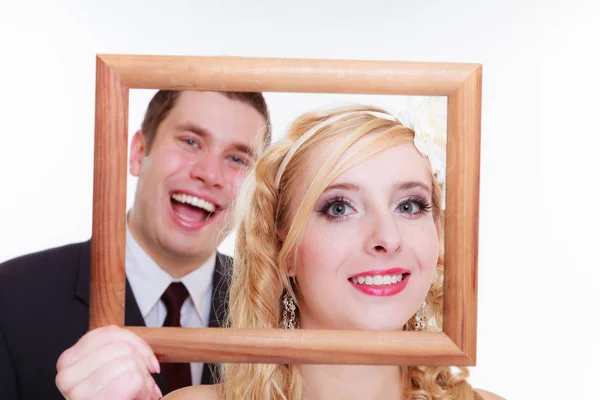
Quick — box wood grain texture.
[98,54,480,95]
[89,54,482,365]
[443,65,482,364]
[89,56,129,330]
[129,328,472,366]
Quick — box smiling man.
[0,90,271,400]
[127,91,269,278]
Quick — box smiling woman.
[284,124,439,333]
[161,102,500,399]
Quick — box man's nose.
[190,152,224,188]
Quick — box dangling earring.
[414,301,427,331]
[282,291,297,330]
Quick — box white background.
[1,1,599,398]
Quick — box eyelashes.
[317,195,432,222]
[399,196,432,215]
[317,196,353,221]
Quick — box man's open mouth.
[170,192,221,223]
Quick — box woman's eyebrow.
[392,180,432,193]
[322,180,432,194]
[322,182,361,194]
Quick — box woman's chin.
[348,318,408,332]
[299,312,409,331]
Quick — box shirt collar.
[125,221,217,320]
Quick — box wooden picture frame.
[90,54,482,366]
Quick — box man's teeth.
[351,274,404,286]
[171,193,216,212]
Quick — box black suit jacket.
[0,240,231,400]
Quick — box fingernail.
[154,383,163,399]
[150,355,161,374]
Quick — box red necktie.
[160,282,192,390]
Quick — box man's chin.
[160,218,229,255]
[169,237,216,255]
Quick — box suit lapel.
[123,280,145,326]
[209,252,232,328]
[201,252,232,384]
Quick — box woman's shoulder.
[475,388,505,400]
[161,385,502,400]
[162,384,221,400]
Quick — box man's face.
[128,91,267,271]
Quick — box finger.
[99,370,147,400]
[98,370,162,400]
[57,325,159,374]
[56,339,157,395]
[73,369,158,400]
[64,354,157,400]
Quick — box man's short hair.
[140,90,271,153]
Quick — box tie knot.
[161,282,190,315]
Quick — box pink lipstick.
[348,268,411,297]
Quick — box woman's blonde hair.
[219,105,478,399]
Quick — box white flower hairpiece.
[274,97,447,208]
[397,96,447,209]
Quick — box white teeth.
[171,194,217,212]
[351,274,405,286]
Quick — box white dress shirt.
[125,224,216,385]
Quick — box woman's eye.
[185,139,197,147]
[329,202,349,216]
[398,201,420,214]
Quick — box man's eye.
[230,155,250,165]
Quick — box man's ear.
[129,130,146,177]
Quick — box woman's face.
[289,138,439,331]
